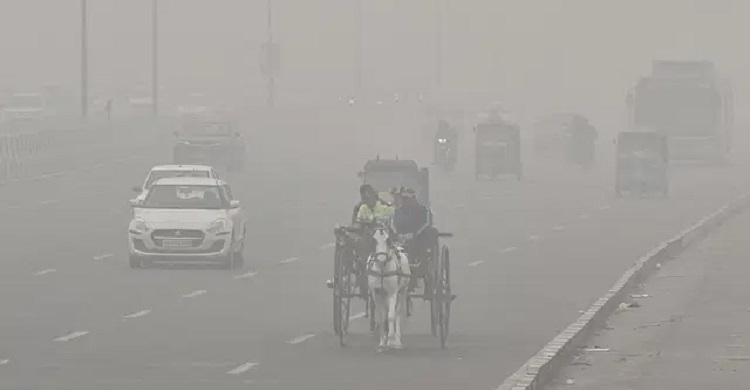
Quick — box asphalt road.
[547,199,750,390]
[0,110,748,390]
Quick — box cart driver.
[391,188,438,269]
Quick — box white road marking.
[501,246,517,253]
[468,261,484,267]
[279,257,299,264]
[34,268,56,276]
[40,199,57,206]
[577,214,589,220]
[598,205,611,210]
[0,359,8,365]
[528,235,541,241]
[318,243,335,250]
[454,204,466,208]
[94,163,105,168]
[39,174,54,179]
[480,196,494,200]
[182,290,207,299]
[226,362,259,375]
[54,331,89,342]
[234,271,258,280]
[553,225,567,231]
[93,253,114,261]
[349,312,366,321]
[287,334,316,344]
[123,309,152,319]
[6,205,21,210]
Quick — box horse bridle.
[367,227,410,282]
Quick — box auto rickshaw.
[615,131,669,197]
[474,121,522,181]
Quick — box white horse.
[367,226,411,351]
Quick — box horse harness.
[366,246,411,289]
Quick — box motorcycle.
[434,137,456,173]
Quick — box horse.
[367,225,411,352]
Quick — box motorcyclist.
[567,115,598,165]
[435,120,457,167]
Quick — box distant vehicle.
[131,164,222,204]
[358,157,430,206]
[626,60,733,164]
[1,93,47,122]
[172,120,246,173]
[474,121,522,181]
[128,177,246,269]
[615,131,669,197]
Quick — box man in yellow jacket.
[354,184,394,225]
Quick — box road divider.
[496,194,750,390]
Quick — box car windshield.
[183,122,232,137]
[142,185,226,209]
[7,95,43,109]
[145,170,210,188]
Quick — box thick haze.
[2,0,749,126]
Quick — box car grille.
[152,229,204,239]
[151,229,205,248]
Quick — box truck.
[625,60,733,163]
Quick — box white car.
[128,177,246,269]
[132,165,221,204]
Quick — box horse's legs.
[392,290,407,349]
[386,291,398,347]
[372,290,387,349]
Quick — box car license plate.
[162,239,192,248]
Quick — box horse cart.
[327,157,456,349]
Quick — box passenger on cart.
[391,188,438,291]
[346,184,394,279]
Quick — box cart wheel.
[333,245,352,344]
[438,245,452,349]
[429,244,440,337]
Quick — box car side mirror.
[612,138,617,145]
[230,200,240,209]
[172,131,179,137]
[234,132,241,138]
[129,199,140,207]
[356,171,364,179]
[131,186,141,193]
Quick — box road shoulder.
[547,208,750,389]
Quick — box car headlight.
[130,219,151,235]
[206,218,230,235]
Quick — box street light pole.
[355,0,363,95]
[80,0,88,121]
[266,0,275,108]
[151,0,159,118]
[434,0,442,91]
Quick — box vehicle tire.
[219,253,234,270]
[233,244,245,269]
[129,255,142,269]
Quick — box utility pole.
[355,0,363,95]
[80,0,88,121]
[266,0,275,108]
[151,0,159,118]
[435,0,442,90]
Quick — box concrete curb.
[496,194,750,390]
